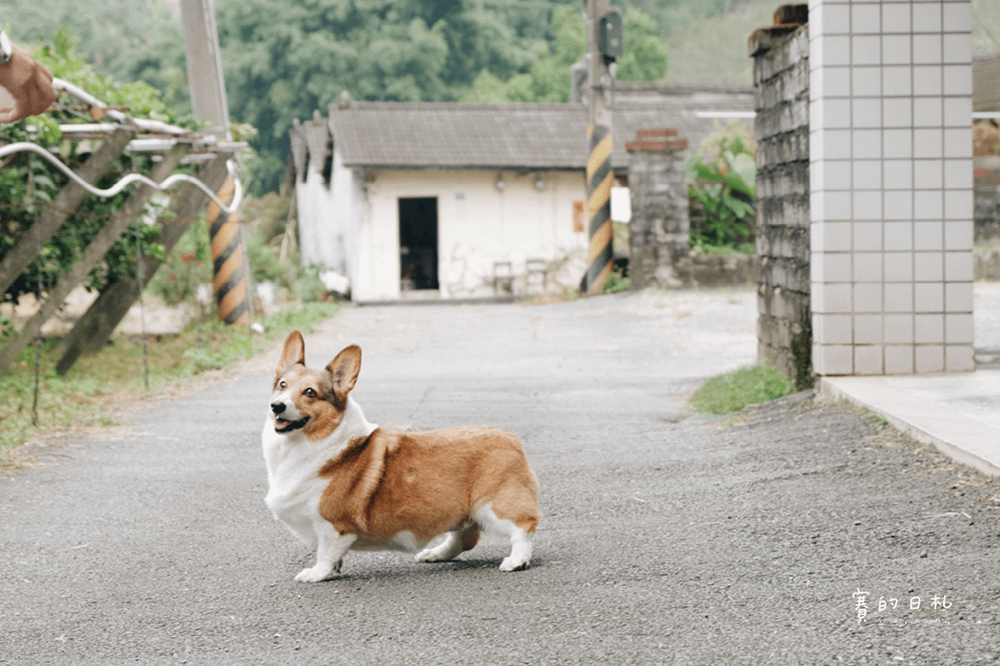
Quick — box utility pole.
[581,0,619,295]
[180,0,253,325]
[180,0,230,140]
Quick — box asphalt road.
[2,289,999,665]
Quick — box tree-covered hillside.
[4,0,999,193]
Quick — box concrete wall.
[349,168,588,302]
[808,0,975,375]
[626,130,691,289]
[753,25,814,389]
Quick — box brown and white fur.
[262,331,541,582]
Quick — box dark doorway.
[398,197,439,291]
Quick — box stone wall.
[626,129,691,289]
[750,24,812,389]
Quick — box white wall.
[349,168,589,302]
[295,156,342,272]
[809,0,975,375]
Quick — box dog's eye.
[279,381,287,389]
[304,388,316,398]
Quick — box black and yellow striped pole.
[582,124,614,294]
[581,0,619,294]
[209,173,252,325]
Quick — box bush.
[145,192,299,307]
[687,120,757,252]
[2,27,197,308]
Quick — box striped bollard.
[582,123,614,294]
[209,173,253,325]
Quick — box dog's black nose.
[271,401,286,415]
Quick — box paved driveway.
[2,289,998,665]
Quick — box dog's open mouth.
[274,416,309,433]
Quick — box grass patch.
[0,301,339,463]
[689,364,796,415]
[690,242,757,257]
[857,408,890,427]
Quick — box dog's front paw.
[295,565,334,583]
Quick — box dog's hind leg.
[499,525,533,572]
[472,504,536,572]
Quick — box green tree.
[617,8,669,82]
[3,0,780,195]
[464,7,667,104]
[1,28,189,307]
[215,0,580,192]
[0,0,189,110]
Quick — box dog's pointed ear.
[327,345,362,405]
[276,331,306,379]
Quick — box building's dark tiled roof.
[326,94,754,171]
[328,102,587,170]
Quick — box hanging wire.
[135,225,150,392]
[27,157,42,426]
[0,142,243,216]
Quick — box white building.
[289,92,754,303]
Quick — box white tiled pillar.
[809,0,975,375]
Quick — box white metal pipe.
[0,141,242,215]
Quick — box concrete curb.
[818,376,1000,478]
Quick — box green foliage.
[465,7,666,104]
[6,0,791,196]
[1,0,189,110]
[146,192,299,307]
[0,300,340,461]
[644,0,775,85]
[0,29,188,307]
[183,331,255,372]
[689,364,796,415]
[687,120,757,252]
[145,217,213,307]
[603,268,632,294]
[617,9,669,83]
[295,265,329,303]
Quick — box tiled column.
[809,0,975,375]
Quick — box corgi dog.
[262,331,541,582]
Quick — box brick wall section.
[751,24,812,389]
[626,131,691,289]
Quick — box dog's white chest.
[261,426,329,540]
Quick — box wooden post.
[581,0,615,295]
[0,144,190,375]
[56,153,233,375]
[0,128,136,296]
[180,0,254,326]
[180,0,231,141]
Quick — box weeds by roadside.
[689,364,795,415]
[0,301,339,463]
